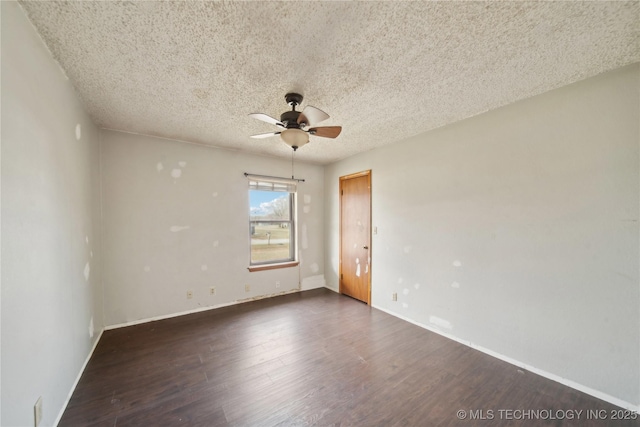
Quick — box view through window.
[249,182,295,265]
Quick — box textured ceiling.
[19,1,639,164]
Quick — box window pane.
[248,187,295,265]
[249,190,290,221]
[250,221,291,263]
[249,180,295,193]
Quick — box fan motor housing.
[280,110,302,128]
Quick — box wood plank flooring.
[60,289,638,426]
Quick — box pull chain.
[291,149,295,179]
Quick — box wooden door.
[340,171,371,304]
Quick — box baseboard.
[54,328,105,426]
[372,304,639,413]
[105,288,301,330]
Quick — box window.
[247,176,298,271]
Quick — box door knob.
[363,246,369,250]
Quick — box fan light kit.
[249,93,342,151]
[280,128,309,149]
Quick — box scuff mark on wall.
[178,161,187,167]
[83,262,90,281]
[213,240,219,247]
[403,288,409,295]
[144,266,150,272]
[303,205,311,214]
[212,192,218,197]
[451,281,460,288]
[170,226,190,232]
[304,194,311,204]
[414,283,420,289]
[402,303,409,309]
[89,317,94,338]
[429,315,453,330]
[452,260,462,267]
[171,168,182,179]
[309,262,319,273]
[201,264,208,271]
[75,123,81,140]
[156,162,164,172]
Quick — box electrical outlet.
[209,287,216,295]
[245,284,250,292]
[275,281,280,288]
[392,292,397,301]
[187,290,193,299]
[34,396,43,426]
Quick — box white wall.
[100,130,324,326]
[324,64,639,408]
[1,2,104,426]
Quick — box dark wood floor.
[60,288,638,426]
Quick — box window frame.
[247,178,299,272]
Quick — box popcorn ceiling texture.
[19,1,639,164]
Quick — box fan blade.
[308,126,342,138]
[249,113,284,128]
[250,132,281,139]
[298,105,330,126]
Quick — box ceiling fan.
[249,93,342,151]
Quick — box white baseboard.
[372,304,639,413]
[105,288,301,330]
[54,328,105,426]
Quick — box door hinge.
[341,273,343,280]
[341,189,343,196]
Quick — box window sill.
[248,261,299,272]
